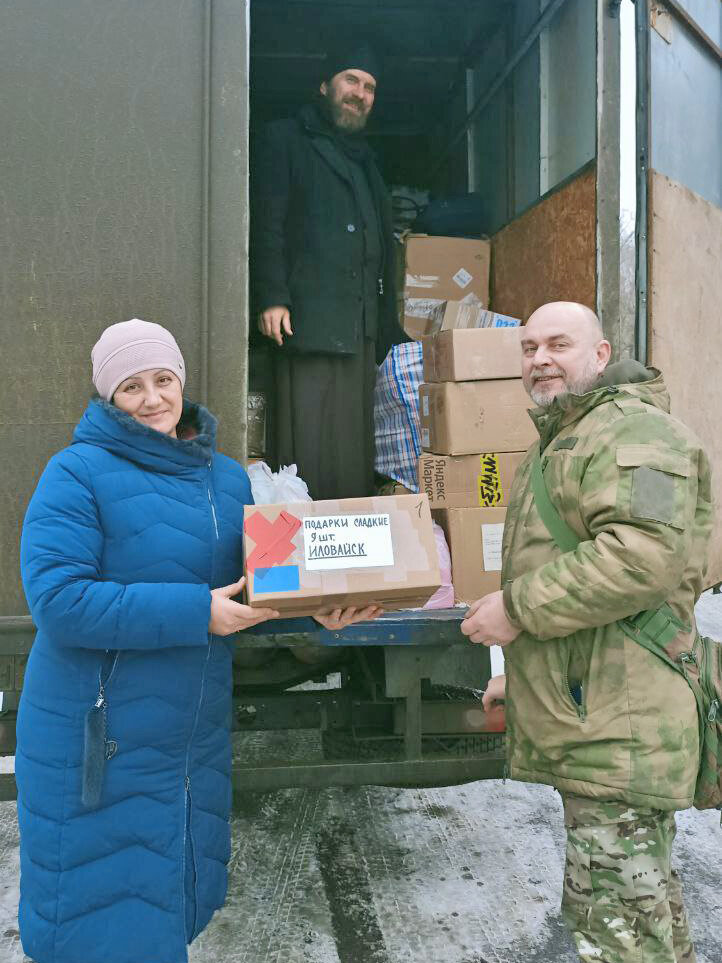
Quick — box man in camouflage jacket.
[462,302,713,963]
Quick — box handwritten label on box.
[481,522,504,572]
[477,453,502,507]
[304,514,394,570]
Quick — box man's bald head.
[521,301,611,407]
[526,301,604,341]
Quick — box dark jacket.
[252,103,405,361]
[17,399,252,963]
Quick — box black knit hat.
[323,43,380,84]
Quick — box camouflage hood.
[500,363,713,810]
[529,361,669,450]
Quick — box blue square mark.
[253,565,300,593]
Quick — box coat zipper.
[562,662,584,719]
[181,774,191,937]
[181,643,213,941]
[699,640,720,722]
[95,650,120,739]
[183,775,199,939]
[100,650,120,691]
[181,461,219,939]
[207,472,219,539]
[561,642,586,720]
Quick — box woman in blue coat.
[17,318,380,963]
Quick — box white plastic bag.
[247,461,312,505]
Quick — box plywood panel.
[490,165,596,321]
[648,170,722,587]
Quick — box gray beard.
[529,360,601,407]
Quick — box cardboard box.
[404,293,519,342]
[243,494,440,617]
[403,235,490,339]
[423,327,523,383]
[419,380,536,455]
[418,451,526,508]
[403,300,445,341]
[404,235,491,302]
[441,302,521,332]
[433,507,506,604]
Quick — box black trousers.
[273,338,376,501]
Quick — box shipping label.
[477,453,502,506]
[405,274,440,291]
[481,522,504,571]
[421,428,431,449]
[452,267,473,289]
[304,514,394,570]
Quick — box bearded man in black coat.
[252,44,405,500]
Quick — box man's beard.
[528,358,601,407]
[323,91,369,133]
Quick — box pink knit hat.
[91,319,186,401]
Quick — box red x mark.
[244,510,302,573]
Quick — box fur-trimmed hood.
[73,398,217,473]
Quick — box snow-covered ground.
[1,592,721,963]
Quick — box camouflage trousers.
[561,796,695,963]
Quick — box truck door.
[0,0,251,629]
[636,0,722,584]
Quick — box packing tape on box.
[405,274,440,290]
[253,565,300,593]
[244,511,301,573]
[404,296,446,322]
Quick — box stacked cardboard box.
[418,451,526,510]
[433,506,507,605]
[403,235,491,340]
[422,327,522,383]
[417,326,535,604]
[401,233,521,341]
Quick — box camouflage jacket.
[501,363,713,810]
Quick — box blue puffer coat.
[17,398,251,963]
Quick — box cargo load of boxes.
[243,232,535,616]
[405,233,536,605]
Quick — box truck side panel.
[643,1,722,585]
[647,172,722,585]
[0,0,249,617]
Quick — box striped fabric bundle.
[374,342,423,492]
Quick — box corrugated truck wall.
[0,0,249,617]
